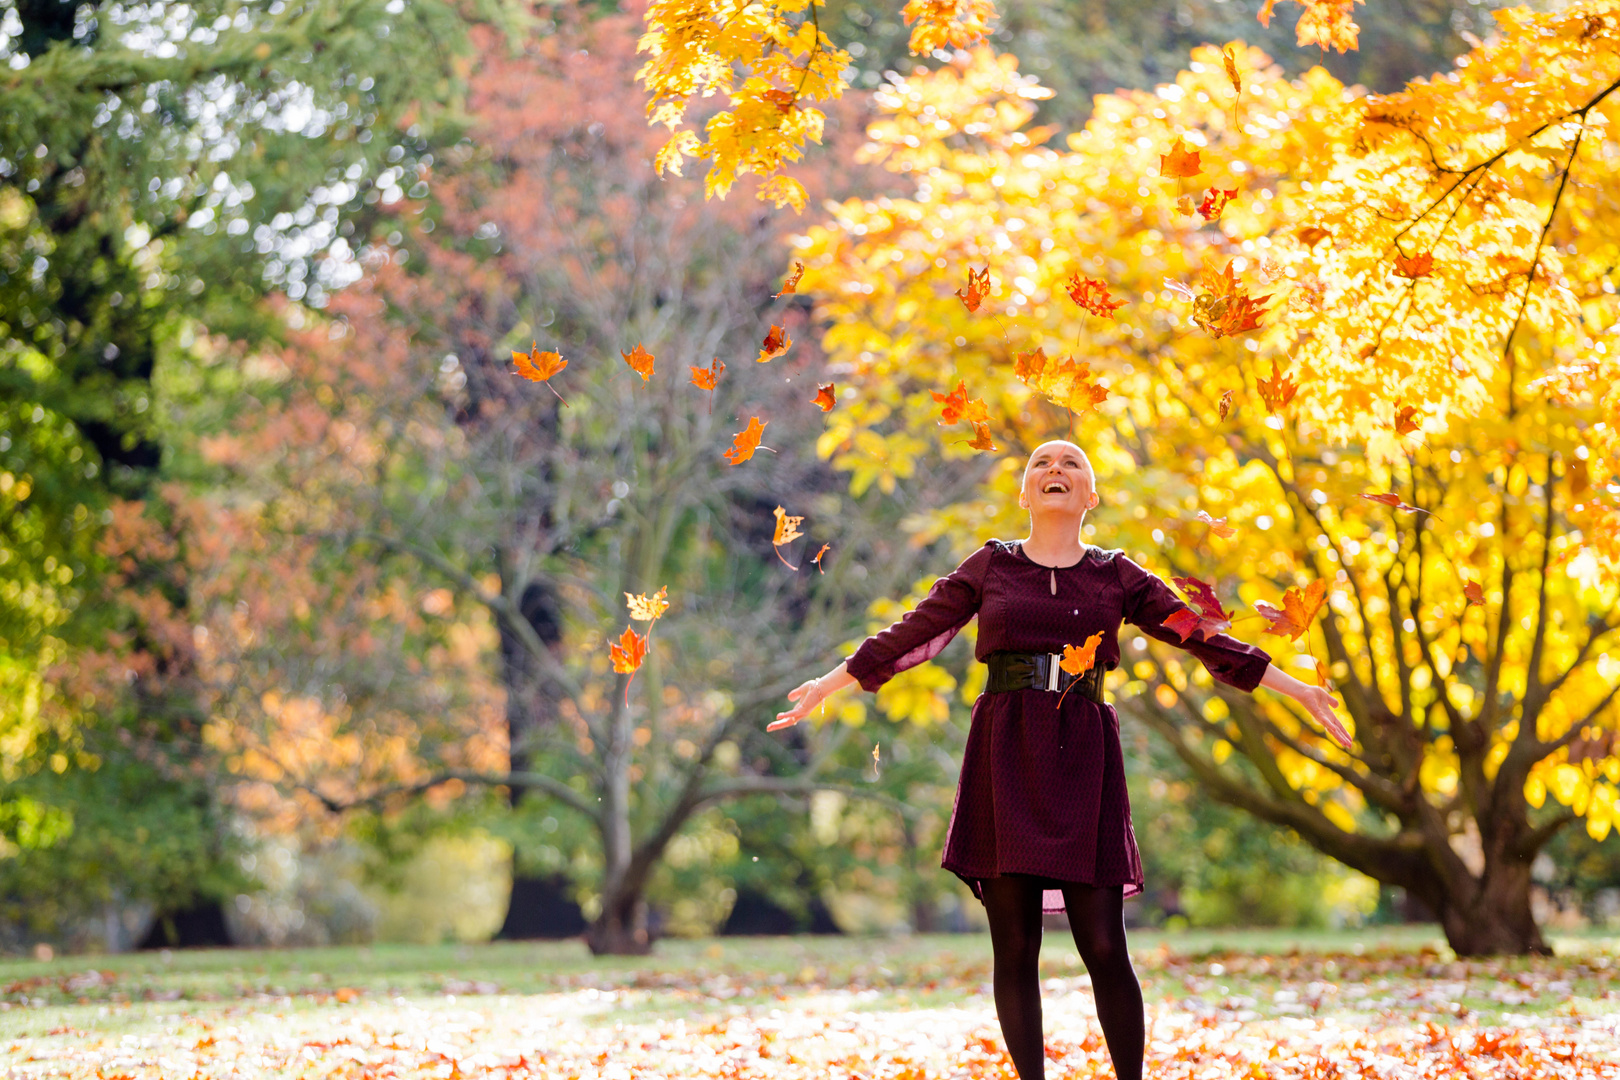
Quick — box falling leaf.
[1395,402,1422,436]
[872,741,881,777]
[812,383,837,412]
[1359,492,1428,514]
[1314,658,1331,687]
[1197,510,1237,538]
[622,343,656,382]
[1177,194,1197,217]
[1167,575,1235,640]
[1013,348,1109,413]
[1190,261,1269,337]
[1394,252,1435,279]
[1257,358,1299,412]
[772,505,804,569]
[1296,225,1331,246]
[1066,274,1127,318]
[689,359,725,391]
[625,586,670,622]
[758,324,792,362]
[1222,46,1242,96]
[956,265,991,312]
[776,261,806,296]
[932,380,990,425]
[812,543,831,573]
[1255,579,1329,641]
[965,421,998,452]
[1463,580,1485,606]
[1198,187,1238,222]
[610,625,647,674]
[1160,136,1203,178]
[1218,390,1235,420]
[512,343,570,405]
[724,416,770,464]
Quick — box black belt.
[985,651,1107,702]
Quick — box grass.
[4,928,1618,1079]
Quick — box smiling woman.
[769,438,1350,1080]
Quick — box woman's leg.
[979,874,1049,1080]
[1060,883,1144,1080]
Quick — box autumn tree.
[790,12,1620,954]
[195,14,975,954]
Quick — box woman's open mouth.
[1041,479,1070,494]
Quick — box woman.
[768,439,1351,1080]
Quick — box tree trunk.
[1424,862,1550,956]
[585,886,652,955]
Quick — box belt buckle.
[1045,653,1061,693]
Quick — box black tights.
[979,876,1144,1080]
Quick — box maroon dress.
[845,540,1271,913]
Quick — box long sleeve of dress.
[845,542,995,693]
[1116,555,1271,692]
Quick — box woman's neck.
[1019,515,1086,567]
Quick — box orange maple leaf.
[932,380,990,425]
[1394,402,1422,436]
[758,324,792,363]
[1257,359,1299,413]
[724,416,770,464]
[812,543,831,574]
[1463,580,1485,606]
[1191,261,1269,338]
[625,586,670,622]
[1218,389,1235,420]
[1313,658,1332,687]
[1054,631,1106,708]
[1066,274,1127,319]
[812,382,837,412]
[1198,188,1238,222]
[512,343,570,405]
[610,625,647,675]
[1296,225,1331,246]
[1160,137,1203,178]
[1254,579,1328,641]
[1197,510,1237,538]
[1394,252,1435,279]
[965,421,998,452]
[1012,349,1109,413]
[622,344,656,382]
[772,505,804,569]
[690,359,725,391]
[956,265,992,313]
[1222,46,1242,96]
[776,261,806,297]
[762,88,796,113]
[1167,576,1234,640]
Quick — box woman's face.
[1020,440,1098,513]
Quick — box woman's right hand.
[768,678,825,730]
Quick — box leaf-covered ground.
[4,929,1618,1078]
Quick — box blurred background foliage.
[3,0,1613,954]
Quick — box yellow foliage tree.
[635,0,1361,208]
[792,10,1620,954]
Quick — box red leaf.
[1169,575,1234,640]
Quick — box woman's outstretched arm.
[767,662,856,730]
[1258,664,1353,749]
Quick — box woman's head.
[1018,439,1098,515]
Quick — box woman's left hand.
[1296,685,1353,750]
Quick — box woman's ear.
[1087,492,1100,509]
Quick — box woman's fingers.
[766,715,799,731]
